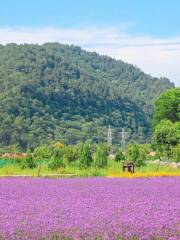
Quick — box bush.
[94,144,108,168]
[79,143,93,168]
[115,149,125,162]
[126,144,139,162]
[137,145,147,167]
[52,142,65,149]
[48,148,65,170]
[63,146,79,164]
[172,144,180,162]
[33,145,53,161]
[126,144,146,167]
[21,149,36,169]
[152,120,179,159]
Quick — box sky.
[0,0,180,86]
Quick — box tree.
[48,148,65,170]
[52,142,65,149]
[0,43,173,150]
[21,148,36,169]
[33,145,53,161]
[152,88,180,129]
[63,145,79,164]
[152,120,179,160]
[94,144,108,168]
[115,149,125,162]
[126,144,146,167]
[126,144,139,162]
[79,143,93,168]
[172,144,180,163]
[137,145,147,167]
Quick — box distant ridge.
[0,43,174,150]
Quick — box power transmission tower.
[107,125,112,154]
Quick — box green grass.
[0,164,106,177]
[0,161,179,177]
[135,163,180,174]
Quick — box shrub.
[152,120,179,159]
[94,144,108,168]
[115,149,125,162]
[126,144,146,167]
[126,144,139,162]
[172,144,180,162]
[33,145,53,161]
[48,148,65,170]
[52,142,65,149]
[137,145,146,167]
[63,146,79,164]
[21,149,36,169]
[79,143,93,168]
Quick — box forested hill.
[0,43,174,150]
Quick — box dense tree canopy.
[152,120,180,160]
[152,88,180,160]
[152,88,180,128]
[0,43,173,150]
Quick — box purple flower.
[0,177,179,239]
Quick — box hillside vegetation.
[0,43,173,150]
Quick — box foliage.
[48,148,65,170]
[63,145,79,164]
[172,144,180,163]
[79,143,93,168]
[152,89,180,161]
[137,145,147,167]
[115,149,125,162]
[152,88,180,129]
[152,120,180,159]
[52,142,65,149]
[33,145,53,161]
[21,149,36,169]
[94,144,108,168]
[126,144,146,167]
[0,43,173,150]
[126,144,139,162]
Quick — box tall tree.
[152,88,180,129]
[152,120,179,159]
[94,144,108,168]
[79,143,92,168]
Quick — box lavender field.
[0,177,180,240]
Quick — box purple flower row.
[0,177,180,239]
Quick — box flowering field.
[0,177,180,240]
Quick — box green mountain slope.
[0,43,174,150]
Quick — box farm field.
[0,177,180,240]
